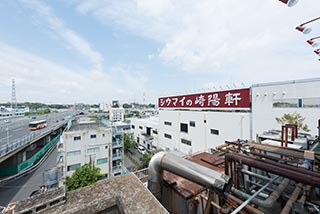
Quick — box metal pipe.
[224,194,264,214]
[148,152,232,199]
[231,176,279,213]
[232,178,290,208]
[225,153,320,187]
[280,183,303,214]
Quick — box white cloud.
[0,42,148,104]
[21,0,103,74]
[73,0,320,81]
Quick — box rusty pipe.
[225,153,320,187]
[280,183,303,214]
[224,193,264,214]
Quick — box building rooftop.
[68,120,109,132]
[6,173,168,214]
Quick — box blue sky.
[0,0,319,104]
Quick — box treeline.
[0,102,73,110]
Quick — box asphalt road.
[0,111,73,147]
[0,145,58,206]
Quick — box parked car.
[29,190,40,197]
[138,146,146,155]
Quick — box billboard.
[158,88,250,109]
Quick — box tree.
[275,112,310,132]
[65,163,102,192]
[123,133,134,151]
[139,151,155,168]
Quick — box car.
[31,116,37,119]
[29,190,40,197]
[4,119,10,123]
[138,146,146,155]
[53,120,59,123]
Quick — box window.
[102,133,105,137]
[132,125,135,129]
[180,123,188,133]
[74,136,81,141]
[181,139,192,146]
[97,157,108,165]
[87,147,100,154]
[67,150,81,157]
[164,133,172,139]
[90,134,97,139]
[67,163,80,171]
[303,98,320,108]
[153,130,158,134]
[273,99,298,108]
[139,126,143,130]
[190,121,196,127]
[211,129,219,135]
[164,121,172,126]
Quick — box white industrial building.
[58,118,125,181]
[156,78,320,155]
[130,117,159,150]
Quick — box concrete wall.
[252,79,320,137]
[62,127,112,177]
[130,117,159,149]
[158,110,250,154]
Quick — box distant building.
[130,116,159,150]
[57,117,125,183]
[110,100,125,122]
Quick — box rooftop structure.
[5,173,168,214]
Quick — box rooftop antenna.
[11,79,17,109]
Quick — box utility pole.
[11,79,17,110]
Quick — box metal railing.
[0,121,66,158]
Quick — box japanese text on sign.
[158,88,250,109]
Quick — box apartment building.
[57,118,125,181]
[130,116,159,150]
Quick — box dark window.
[67,163,81,171]
[190,121,196,127]
[181,139,191,146]
[74,136,81,141]
[164,121,172,126]
[298,99,302,108]
[90,134,96,139]
[164,133,172,139]
[204,120,206,123]
[210,129,219,135]
[180,123,188,133]
[102,133,105,137]
[139,126,143,130]
[132,125,135,129]
[153,130,158,134]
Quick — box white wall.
[63,127,112,177]
[252,79,320,137]
[130,117,159,149]
[159,110,250,154]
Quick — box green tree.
[123,133,134,151]
[275,112,310,132]
[139,151,155,168]
[65,163,102,192]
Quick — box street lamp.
[314,49,320,56]
[296,17,320,34]
[307,36,320,48]
[279,0,299,7]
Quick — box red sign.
[158,88,250,109]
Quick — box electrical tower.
[11,79,17,109]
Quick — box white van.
[138,146,146,155]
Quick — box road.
[0,111,72,146]
[0,144,58,206]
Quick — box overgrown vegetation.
[275,112,310,132]
[65,163,103,192]
[123,133,134,151]
[139,151,155,168]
